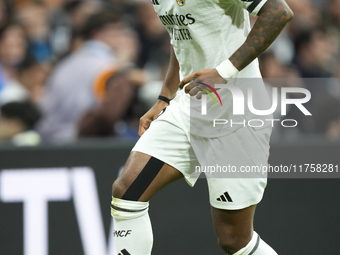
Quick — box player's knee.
[112,179,128,199]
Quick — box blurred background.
[0,0,339,255]
[0,0,339,144]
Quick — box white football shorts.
[132,99,271,210]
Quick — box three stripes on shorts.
[217,191,233,202]
[117,249,131,255]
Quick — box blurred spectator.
[325,0,340,64]
[0,22,28,82]
[16,54,50,103]
[294,28,336,78]
[17,2,52,62]
[132,1,170,108]
[134,2,169,71]
[0,0,14,30]
[49,0,101,58]
[267,29,295,66]
[292,28,337,129]
[0,22,31,104]
[259,52,286,79]
[78,71,135,138]
[325,0,340,32]
[0,101,41,146]
[37,9,140,141]
[286,0,322,38]
[0,53,49,104]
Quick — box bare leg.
[112,151,183,201]
[211,205,256,254]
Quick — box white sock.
[111,197,153,255]
[233,232,278,255]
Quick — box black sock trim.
[121,157,164,201]
[248,234,260,255]
[111,204,147,213]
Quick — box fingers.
[138,126,146,137]
[189,86,201,96]
[179,72,197,90]
[180,76,210,97]
[138,125,145,137]
[179,69,225,100]
[138,119,151,137]
[196,90,205,99]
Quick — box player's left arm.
[179,0,293,91]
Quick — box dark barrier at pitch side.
[0,139,339,255]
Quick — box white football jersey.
[153,0,273,137]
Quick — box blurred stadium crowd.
[0,0,339,146]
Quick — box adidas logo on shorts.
[118,249,131,255]
[217,192,233,202]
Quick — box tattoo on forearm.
[229,0,293,71]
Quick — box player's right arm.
[138,46,180,137]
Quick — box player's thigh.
[112,151,183,202]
